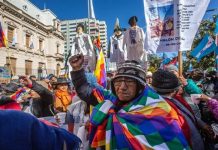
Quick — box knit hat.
[152,69,180,94]
[111,60,146,87]
[128,16,138,26]
[165,65,178,72]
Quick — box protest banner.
[143,0,210,53]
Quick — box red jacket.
[0,101,21,110]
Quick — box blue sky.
[30,0,145,36]
[30,0,218,57]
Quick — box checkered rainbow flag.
[89,86,190,149]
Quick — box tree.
[147,54,162,72]
[184,15,218,72]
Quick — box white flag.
[88,0,95,19]
[143,0,210,53]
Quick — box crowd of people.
[0,15,218,150]
[0,56,217,149]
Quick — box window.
[25,60,32,75]
[26,34,30,48]
[38,62,45,78]
[7,26,14,43]
[57,44,60,54]
[39,39,43,51]
[6,57,16,75]
[69,23,76,25]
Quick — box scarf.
[55,90,72,112]
[90,86,190,149]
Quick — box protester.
[19,76,54,117]
[0,110,81,150]
[53,78,72,112]
[165,65,202,94]
[67,94,89,150]
[175,83,212,140]
[69,54,190,149]
[197,94,218,121]
[29,75,37,81]
[0,82,21,110]
[151,69,204,150]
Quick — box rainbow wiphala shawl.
[90,86,190,150]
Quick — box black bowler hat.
[52,78,70,85]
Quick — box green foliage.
[184,15,218,72]
[147,54,162,72]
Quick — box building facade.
[0,0,65,78]
[61,18,107,61]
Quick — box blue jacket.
[0,110,81,150]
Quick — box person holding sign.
[69,55,191,149]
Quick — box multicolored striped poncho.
[90,86,190,150]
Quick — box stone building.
[0,0,65,78]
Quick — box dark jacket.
[71,69,98,106]
[30,81,54,117]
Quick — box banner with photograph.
[143,0,210,53]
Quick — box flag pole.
[178,51,183,76]
[88,0,90,34]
